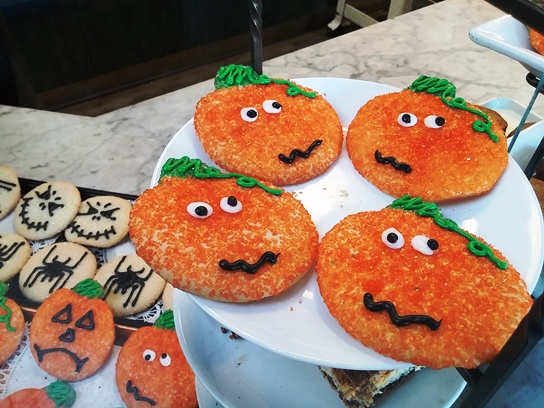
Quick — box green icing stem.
[44,380,76,408]
[0,281,7,297]
[160,156,283,196]
[408,75,499,143]
[389,195,508,270]
[0,297,15,332]
[154,309,175,331]
[72,278,105,299]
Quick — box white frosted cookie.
[0,165,20,221]
[162,283,174,310]
[65,196,132,248]
[18,242,97,303]
[14,181,81,240]
[94,253,166,316]
[0,233,31,282]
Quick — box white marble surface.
[1,0,544,406]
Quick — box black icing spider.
[0,239,25,269]
[103,256,154,308]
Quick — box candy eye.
[220,196,242,213]
[262,100,282,114]
[143,349,156,362]
[381,228,405,249]
[160,353,171,367]
[412,235,439,255]
[397,113,417,127]
[187,202,213,219]
[424,115,446,129]
[241,107,258,122]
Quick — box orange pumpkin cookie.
[193,64,343,186]
[29,279,115,381]
[0,380,76,408]
[346,76,508,202]
[316,196,532,369]
[529,28,544,55]
[0,281,25,366]
[115,310,197,408]
[129,157,319,302]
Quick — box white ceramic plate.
[153,78,544,369]
[175,290,467,408]
[469,15,544,77]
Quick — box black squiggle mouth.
[219,251,280,274]
[375,150,412,173]
[278,139,322,164]
[33,343,89,372]
[126,380,157,406]
[66,222,117,241]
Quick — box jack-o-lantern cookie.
[29,279,115,381]
[115,309,197,408]
[194,64,343,186]
[65,196,132,248]
[129,157,319,302]
[316,196,532,369]
[346,76,508,202]
[0,380,76,408]
[0,165,20,221]
[0,281,25,366]
[19,242,97,303]
[94,253,166,316]
[0,233,31,282]
[14,181,81,240]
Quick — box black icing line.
[278,139,322,164]
[126,380,157,406]
[219,251,280,274]
[374,150,412,173]
[33,343,89,372]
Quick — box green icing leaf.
[72,278,104,299]
[44,380,76,408]
[0,281,7,297]
[154,309,175,331]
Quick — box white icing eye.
[159,353,171,367]
[220,196,242,213]
[262,100,282,114]
[187,202,213,218]
[241,107,258,122]
[397,113,417,127]
[412,235,439,255]
[381,228,405,249]
[143,349,156,362]
[424,115,446,128]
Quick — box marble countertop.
[1,0,544,406]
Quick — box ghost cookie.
[0,233,31,282]
[29,279,115,381]
[0,380,76,408]
[0,166,20,221]
[14,181,81,240]
[0,281,25,366]
[94,253,166,317]
[65,196,132,248]
[115,310,197,408]
[19,242,97,303]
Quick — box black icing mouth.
[126,380,157,406]
[18,198,50,231]
[66,222,117,241]
[374,150,412,173]
[278,139,322,164]
[219,251,280,274]
[33,343,89,372]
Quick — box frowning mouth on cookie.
[126,380,157,406]
[219,251,280,274]
[278,139,323,164]
[33,343,89,373]
[374,150,412,174]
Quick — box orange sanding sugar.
[129,176,319,302]
[316,207,532,369]
[529,28,544,55]
[0,297,25,366]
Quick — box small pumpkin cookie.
[0,165,20,221]
[0,380,76,408]
[115,310,197,408]
[94,253,166,317]
[65,196,132,248]
[29,279,115,381]
[129,157,319,302]
[0,233,31,282]
[14,181,81,240]
[19,242,97,303]
[0,281,25,366]
[529,28,544,55]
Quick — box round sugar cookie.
[94,253,166,316]
[129,157,319,303]
[0,281,25,366]
[316,196,532,369]
[29,279,115,381]
[0,233,31,282]
[65,195,132,248]
[115,310,197,408]
[19,242,97,303]
[0,380,76,408]
[162,283,174,310]
[529,28,544,55]
[14,181,81,240]
[0,165,20,221]
[346,76,508,202]
[193,65,343,186]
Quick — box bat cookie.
[129,156,319,302]
[316,196,532,369]
[0,281,25,366]
[346,76,508,202]
[194,64,343,186]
